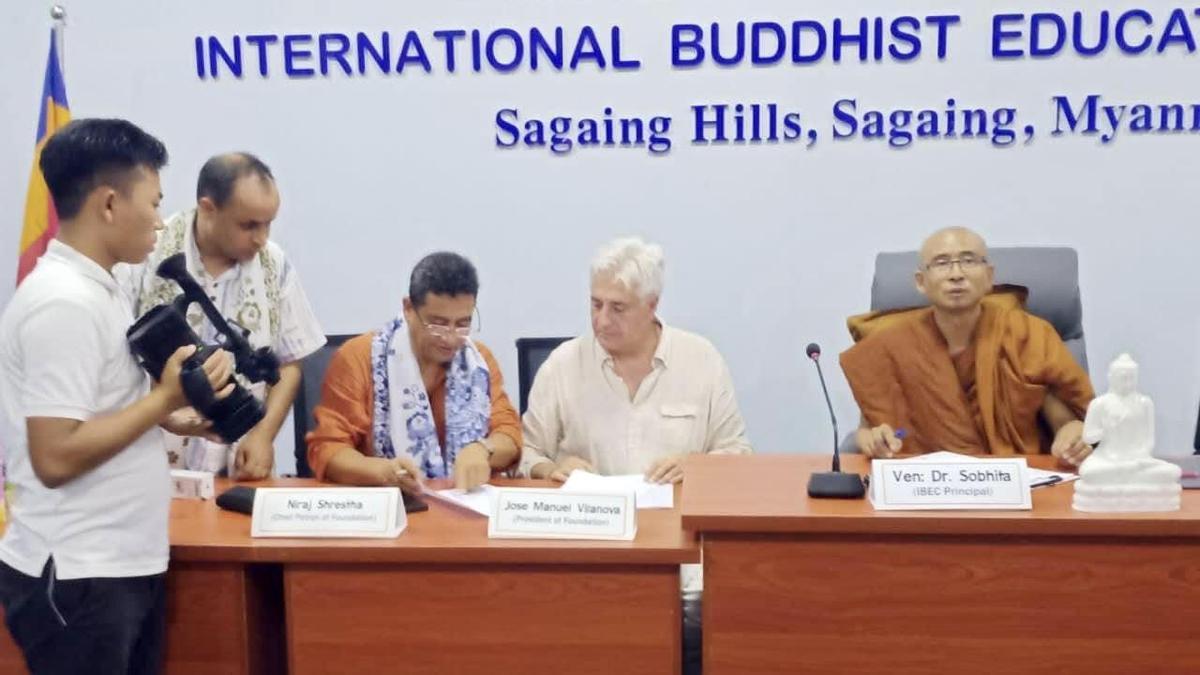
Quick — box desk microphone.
[805,343,866,499]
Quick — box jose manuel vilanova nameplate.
[251,487,407,538]
[870,458,1032,511]
[488,487,637,541]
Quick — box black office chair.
[1194,399,1200,454]
[515,337,572,415]
[868,246,1088,369]
[292,333,358,477]
[841,247,1088,455]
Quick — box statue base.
[1072,480,1181,513]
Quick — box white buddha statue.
[1072,354,1181,512]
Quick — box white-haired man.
[520,237,752,484]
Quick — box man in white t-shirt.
[0,118,231,674]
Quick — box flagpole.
[50,5,66,78]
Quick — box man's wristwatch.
[478,437,496,458]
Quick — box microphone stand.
[806,345,866,499]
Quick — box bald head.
[194,151,280,264]
[919,227,988,266]
[196,152,274,208]
[914,226,994,314]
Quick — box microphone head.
[156,253,189,283]
[805,343,821,360]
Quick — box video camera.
[126,253,280,443]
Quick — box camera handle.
[159,253,280,386]
[178,345,222,416]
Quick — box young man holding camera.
[0,118,231,674]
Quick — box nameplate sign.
[250,487,407,538]
[870,458,1032,510]
[488,487,637,541]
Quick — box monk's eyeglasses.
[923,255,988,275]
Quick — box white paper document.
[560,471,674,509]
[429,485,499,516]
[906,451,1077,487]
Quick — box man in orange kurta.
[839,227,1095,464]
[306,253,521,490]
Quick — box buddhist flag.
[5,28,69,524]
[17,28,70,285]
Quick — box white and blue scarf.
[370,313,490,478]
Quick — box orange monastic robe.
[839,294,1094,455]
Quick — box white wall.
[2,1,1198,474]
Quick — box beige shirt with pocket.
[519,324,752,477]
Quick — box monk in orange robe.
[839,227,1095,465]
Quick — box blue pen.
[894,428,907,440]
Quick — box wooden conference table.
[682,453,1200,675]
[0,477,697,675]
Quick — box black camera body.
[126,253,280,444]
